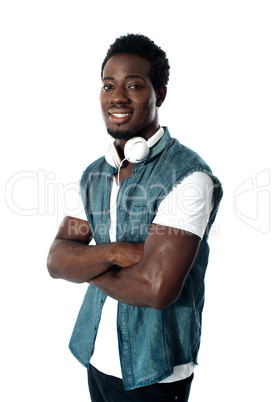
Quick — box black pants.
[87,365,193,402]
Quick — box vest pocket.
[125,205,150,241]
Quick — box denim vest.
[69,127,223,390]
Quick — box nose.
[109,85,130,104]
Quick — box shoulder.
[166,138,212,173]
[80,156,108,188]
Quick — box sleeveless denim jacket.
[69,127,223,390]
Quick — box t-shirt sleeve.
[152,171,214,238]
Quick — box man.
[47,34,223,402]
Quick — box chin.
[107,127,134,141]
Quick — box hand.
[112,242,144,268]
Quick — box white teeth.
[112,113,130,118]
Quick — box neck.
[115,124,161,155]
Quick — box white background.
[1,1,274,401]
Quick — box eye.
[102,84,114,91]
[128,84,143,90]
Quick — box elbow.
[47,252,59,279]
[149,300,166,310]
[48,268,58,279]
[150,296,177,310]
[148,282,183,310]
[46,239,66,280]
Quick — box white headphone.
[105,127,164,168]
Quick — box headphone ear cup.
[105,142,122,168]
[105,128,164,167]
[124,137,150,163]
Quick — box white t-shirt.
[76,171,214,381]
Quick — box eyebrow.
[125,75,146,81]
[102,76,114,81]
[102,74,146,82]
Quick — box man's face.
[100,54,164,141]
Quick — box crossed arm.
[47,216,200,309]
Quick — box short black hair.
[101,34,170,90]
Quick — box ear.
[156,85,167,107]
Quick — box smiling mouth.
[108,111,133,124]
[111,113,131,118]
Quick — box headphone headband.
[105,127,165,168]
[147,127,165,148]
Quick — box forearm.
[89,262,154,307]
[89,225,201,309]
[47,239,144,284]
[89,248,167,309]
